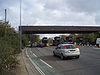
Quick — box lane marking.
[29,49,37,57]
[32,53,37,57]
[40,59,53,68]
[26,49,45,75]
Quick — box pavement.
[14,48,41,75]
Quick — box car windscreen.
[63,45,76,49]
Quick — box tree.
[95,32,100,38]
[31,34,40,43]
[22,34,40,46]
[0,21,20,71]
[60,35,67,42]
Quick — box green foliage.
[22,34,40,46]
[0,22,6,37]
[60,35,68,42]
[95,32,100,38]
[0,21,20,71]
[31,34,40,43]
[60,33,100,43]
[75,33,96,42]
[22,34,29,46]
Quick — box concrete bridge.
[19,26,100,34]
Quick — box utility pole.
[5,9,7,23]
[5,9,7,38]
[20,0,22,50]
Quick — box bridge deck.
[19,26,100,34]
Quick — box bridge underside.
[19,26,100,34]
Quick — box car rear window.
[63,45,76,49]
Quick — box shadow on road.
[38,55,79,62]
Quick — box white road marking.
[26,49,45,75]
[40,59,53,68]
[32,53,37,57]
[30,50,37,57]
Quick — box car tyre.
[76,55,80,59]
[53,51,56,56]
[60,54,65,60]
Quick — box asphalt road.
[26,46,100,75]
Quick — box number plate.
[69,50,76,52]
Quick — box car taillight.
[63,46,67,48]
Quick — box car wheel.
[60,54,65,60]
[53,51,56,56]
[76,55,80,59]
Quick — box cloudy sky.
[0,0,100,37]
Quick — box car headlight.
[66,50,71,53]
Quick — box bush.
[0,21,20,71]
[0,38,19,71]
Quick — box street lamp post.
[4,9,7,38]
[20,0,22,50]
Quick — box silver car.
[53,44,80,60]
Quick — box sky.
[0,0,100,38]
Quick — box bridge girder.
[19,26,100,34]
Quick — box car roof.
[58,44,74,46]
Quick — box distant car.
[60,42,68,44]
[96,38,100,47]
[37,42,43,47]
[53,44,80,60]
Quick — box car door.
[56,45,62,55]
[55,45,61,55]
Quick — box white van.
[96,38,100,47]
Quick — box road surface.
[25,46,100,75]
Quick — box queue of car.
[27,37,100,60]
